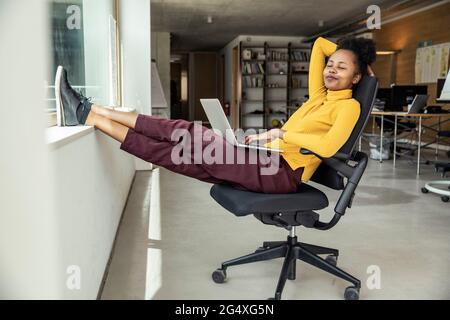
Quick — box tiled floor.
[101,149,450,300]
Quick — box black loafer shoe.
[55,66,92,126]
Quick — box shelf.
[242,99,288,103]
[239,40,310,131]
[243,112,287,117]
[268,114,287,118]
[243,113,264,116]
[242,126,265,130]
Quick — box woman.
[55,36,376,194]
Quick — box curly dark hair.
[336,36,377,75]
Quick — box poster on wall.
[415,42,450,84]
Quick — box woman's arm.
[282,101,360,158]
[308,37,337,99]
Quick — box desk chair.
[422,130,450,203]
[209,76,379,300]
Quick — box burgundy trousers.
[120,114,303,194]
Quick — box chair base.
[212,235,361,300]
[422,180,450,202]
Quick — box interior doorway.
[231,45,240,129]
[170,53,189,120]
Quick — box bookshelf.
[240,41,311,130]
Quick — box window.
[46,0,119,126]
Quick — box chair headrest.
[340,75,379,155]
[311,75,379,190]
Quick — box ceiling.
[151,0,410,51]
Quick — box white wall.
[0,0,152,299]
[120,0,153,171]
[0,0,60,299]
[48,131,135,299]
[151,31,171,118]
[120,0,152,116]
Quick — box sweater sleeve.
[309,37,337,99]
[283,101,361,158]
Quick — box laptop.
[396,94,428,114]
[200,99,284,153]
[407,94,428,114]
[437,70,450,102]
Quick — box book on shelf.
[257,63,264,74]
[243,61,265,75]
[244,77,264,88]
[291,78,304,89]
[268,50,289,61]
[290,50,310,61]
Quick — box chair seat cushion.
[438,131,450,138]
[210,184,329,217]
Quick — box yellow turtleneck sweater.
[264,37,361,182]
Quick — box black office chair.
[209,75,379,300]
[421,130,450,203]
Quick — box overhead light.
[318,20,324,27]
[207,16,213,24]
[376,50,398,55]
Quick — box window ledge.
[46,126,95,150]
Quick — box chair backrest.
[311,75,379,190]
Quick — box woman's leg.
[85,109,224,184]
[119,126,225,185]
[90,105,193,143]
[90,105,139,130]
[86,107,300,194]
[85,111,129,143]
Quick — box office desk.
[370,111,450,175]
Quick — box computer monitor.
[376,88,392,107]
[391,85,428,109]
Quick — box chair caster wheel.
[325,254,338,266]
[421,187,429,194]
[442,196,449,203]
[344,286,360,300]
[212,269,227,284]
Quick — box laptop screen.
[438,71,450,101]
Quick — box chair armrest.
[300,148,351,161]
[300,148,368,219]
